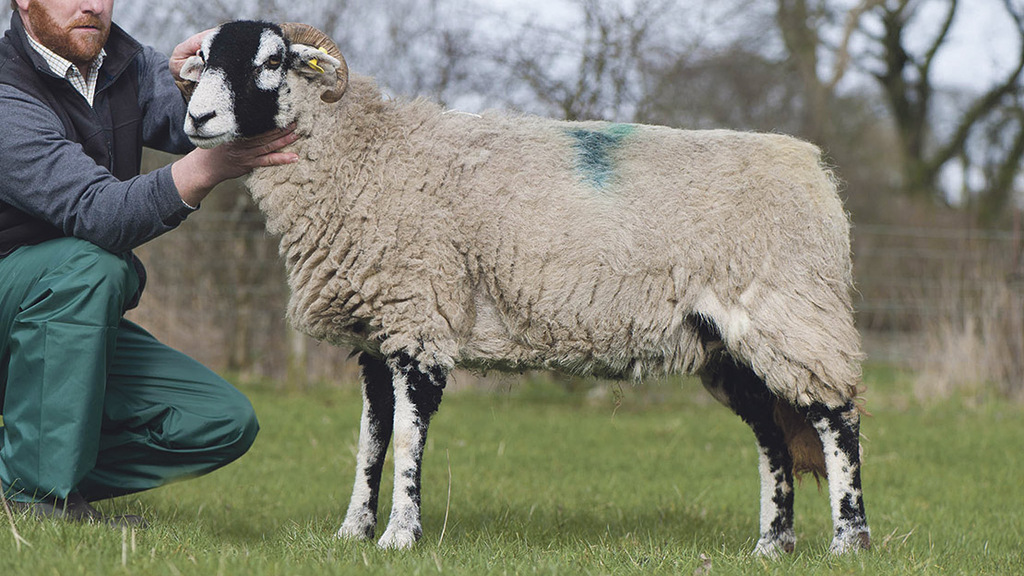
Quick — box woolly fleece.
[248,73,862,408]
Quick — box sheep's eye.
[265,57,282,70]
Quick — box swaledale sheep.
[179,21,870,555]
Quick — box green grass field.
[2,366,1022,575]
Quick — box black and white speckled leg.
[376,353,446,550]
[702,356,796,557]
[337,353,396,541]
[802,401,871,554]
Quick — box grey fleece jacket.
[0,12,195,256]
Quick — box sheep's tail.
[774,396,867,482]
[774,402,826,480]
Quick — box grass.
[2,365,1023,575]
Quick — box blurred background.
[8,0,1024,398]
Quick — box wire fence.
[126,210,1024,394]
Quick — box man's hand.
[172,124,300,207]
[203,125,301,179]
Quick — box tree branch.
[928,0,1024,174]
[918,0,958,83]
[827,0,886,90]
[980,108,1024,222]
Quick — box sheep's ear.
[290,44,341,84]
[176,55,204,102]
[180,55,204,82]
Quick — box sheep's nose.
[189,110,216,128]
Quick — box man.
[0,0,296,525]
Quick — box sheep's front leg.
[338,353,396,541]
[701,358,796,557]
[802,401,870,554]
[377,353,446,549]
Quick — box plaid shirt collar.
[26,33,106,107]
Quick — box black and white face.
[181,22,293,148]
[180,21,342,149]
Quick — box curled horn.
[280,22,349,103]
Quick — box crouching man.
[0,0,299,525]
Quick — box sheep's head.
[179,21,348,149]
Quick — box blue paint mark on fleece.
[566,124,637,190]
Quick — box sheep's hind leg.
[801,401,870,554]
[701,356,796,557]
[338,353,396,541]
[377,353,446,549]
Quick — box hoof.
[336,515,376,541]
[752,533,796,558]
[377,523,422,550]
[829,529,871,554]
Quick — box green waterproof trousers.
[0,238,259,503]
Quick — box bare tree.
[975,95,1024,220]
[115,0,483,106]
[771,0,1024,217]
[865,0,1024,208]
[643,45,806,133]
[486,0,690,122]
[776,0,884,143]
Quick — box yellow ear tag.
[308,47,331,74]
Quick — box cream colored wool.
[248,73,863,408]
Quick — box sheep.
[178,20,870,555]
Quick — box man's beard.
[26,3,109,67]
